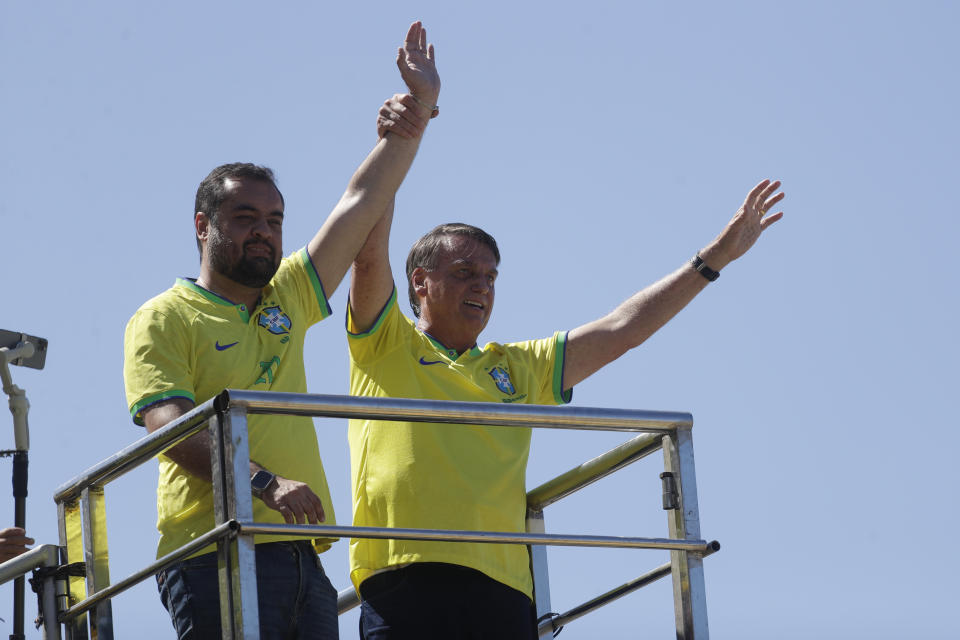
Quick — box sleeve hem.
[130,390,196,427]
[300,248,332,318]
[347,287,397,339]
[553,331,573,405]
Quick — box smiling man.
[122,21,440,639]
[346,180,785,639]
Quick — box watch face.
[251,470,275,492]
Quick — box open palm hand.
[397,21,440,106]
[713,179,785,265]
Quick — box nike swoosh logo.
[215,341,239,351]
[418,357,444,365]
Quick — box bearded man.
[123,21,440,639]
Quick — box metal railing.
[5,389,718,638]
[0,544,61,638]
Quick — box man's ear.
[195,212,210,245]
[411,267,428,297]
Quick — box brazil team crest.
[257,306,292,335]
[488,366,516,395]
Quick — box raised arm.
[349,199,395,331]
[307,21,439,295]
[563,179,785,389]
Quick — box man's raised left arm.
[562,179,785,390]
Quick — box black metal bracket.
[28,562,85,630]
[660,472,678,510]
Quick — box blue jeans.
[156,540,339,639]
[359,562,537,640]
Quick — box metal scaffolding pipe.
[53,399,217,503]
[221,389,692,433]
[337,587,360,614]
[59,521,237,621]
[527,433,665,510]
[0,543,59,586]
[239,522,715,552]
[538,541,720,637]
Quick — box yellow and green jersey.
[124,248,336,559]
[347,287,571,598]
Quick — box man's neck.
[416,320,475,357]
[196,268,261,310]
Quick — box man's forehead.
[222,178,283,208]
[440,235,496,264]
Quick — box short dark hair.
[405,223,501,317]
[194,163,284,253]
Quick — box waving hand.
[707,179,785,267]
[397,21,440,107]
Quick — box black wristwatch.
[690,254,720,282]
[250,469,277,499]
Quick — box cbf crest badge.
[257,306,292,335]
[488,366,516,395]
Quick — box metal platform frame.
[2,388,717,639]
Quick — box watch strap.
[691,254,720,282]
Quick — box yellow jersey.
[124,248,336,559]
[347,288,570,597]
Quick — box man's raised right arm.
[306,20,440,297]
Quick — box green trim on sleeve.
[299,248,332,318]
[130,389,196,427]
[347,287,396,339]
[552,331,573,405]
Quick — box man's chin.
[231,258,279,289]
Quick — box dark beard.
[208,226,279,289]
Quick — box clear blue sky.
[2,2,958,638]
